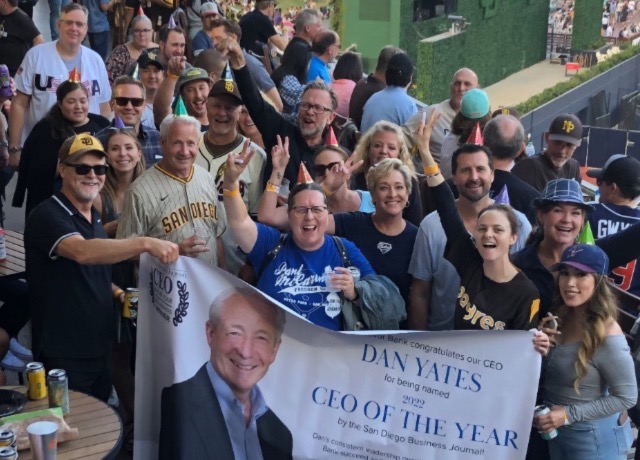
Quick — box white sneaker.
[9,338,33,362]
[1,351,26,372]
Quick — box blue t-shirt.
[249,224,375,331]
[307,56,331,85]
[360,86,417,133]
[85,0,109,33]
[333,212,417,303]
[358,191,375,213]
[192,30,214,56]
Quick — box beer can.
[26,362,47,400]
[0,447,18,460]
[534,405,558,440]
[0,430,15,448]
[47,369,69,415]
[123,288,139,319]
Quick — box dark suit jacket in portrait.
[159,364,293,460]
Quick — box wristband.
[223,188,240,198]
[266,182,281,193]
[113,288,124,299]
[423,164,439,175]
[167,73,179,80]
[563,408,570,426]
[321,186,334,197]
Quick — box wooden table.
[4,386,122,460]
[0,231,25,277]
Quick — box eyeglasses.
[60,19,87,28]
[132,28,152,34]
[290,206,327,216]
[312,161,341,175]
[114,97,145,107]
[64,163,108,175]
[299,102,332,114]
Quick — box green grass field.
[277,0,330,11]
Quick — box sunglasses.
[312,161,341,175]
[114,97,145,108]
[64,163,108,175]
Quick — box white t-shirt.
[15,41,112,144]
[403,98,456,163]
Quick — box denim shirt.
[206,361,268,460]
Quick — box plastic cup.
[193,226,211,244]
[27,421,58,460]
[324,270,340,292]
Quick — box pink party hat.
[297,163,313,184]
[467,121,483,145]
[325,126,338,146]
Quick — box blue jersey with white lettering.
[249,224,375,331]
[589,202,640,296]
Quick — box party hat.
[174,96,188,116]
[297,162,313,184]
[325,126,338,146]
[168,15,177,29]
[494,185,510,206]
[114,116,126,129]
[467,121,483,145]
[577,221,595,245]
[68,67,81,83]
[137,6,144,16]
[131,63,140,80]
[222,63,235,93]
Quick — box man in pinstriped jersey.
[117,115,227,268]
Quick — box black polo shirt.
[25,192,113,360]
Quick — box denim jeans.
[548,413,633,460]
[88,31,110,60]
[48,0,71,40]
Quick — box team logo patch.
[562,120,575,133]
[567,246,583,258]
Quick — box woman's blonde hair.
[553,274,619,393]
[366,158,414,195]
[101,129,146,207]
[353,121,415,174]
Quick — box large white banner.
[134,255,541,460]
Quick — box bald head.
[449,68,479,111]
[483,115,525,162]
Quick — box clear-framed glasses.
[132,28,153,34]
[290,206,327,216]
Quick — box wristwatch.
[8,146,22,154]
[0,140,7,148]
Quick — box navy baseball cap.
[532,179,594,212]
[551,244,609,275]
[548,114,583,146]
[586,154,640,189]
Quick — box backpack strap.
[257,233,288,279]
[331,235,352,268]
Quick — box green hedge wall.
[330,0,346,45]
[572,0,603,50]
[412,1,549,104]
